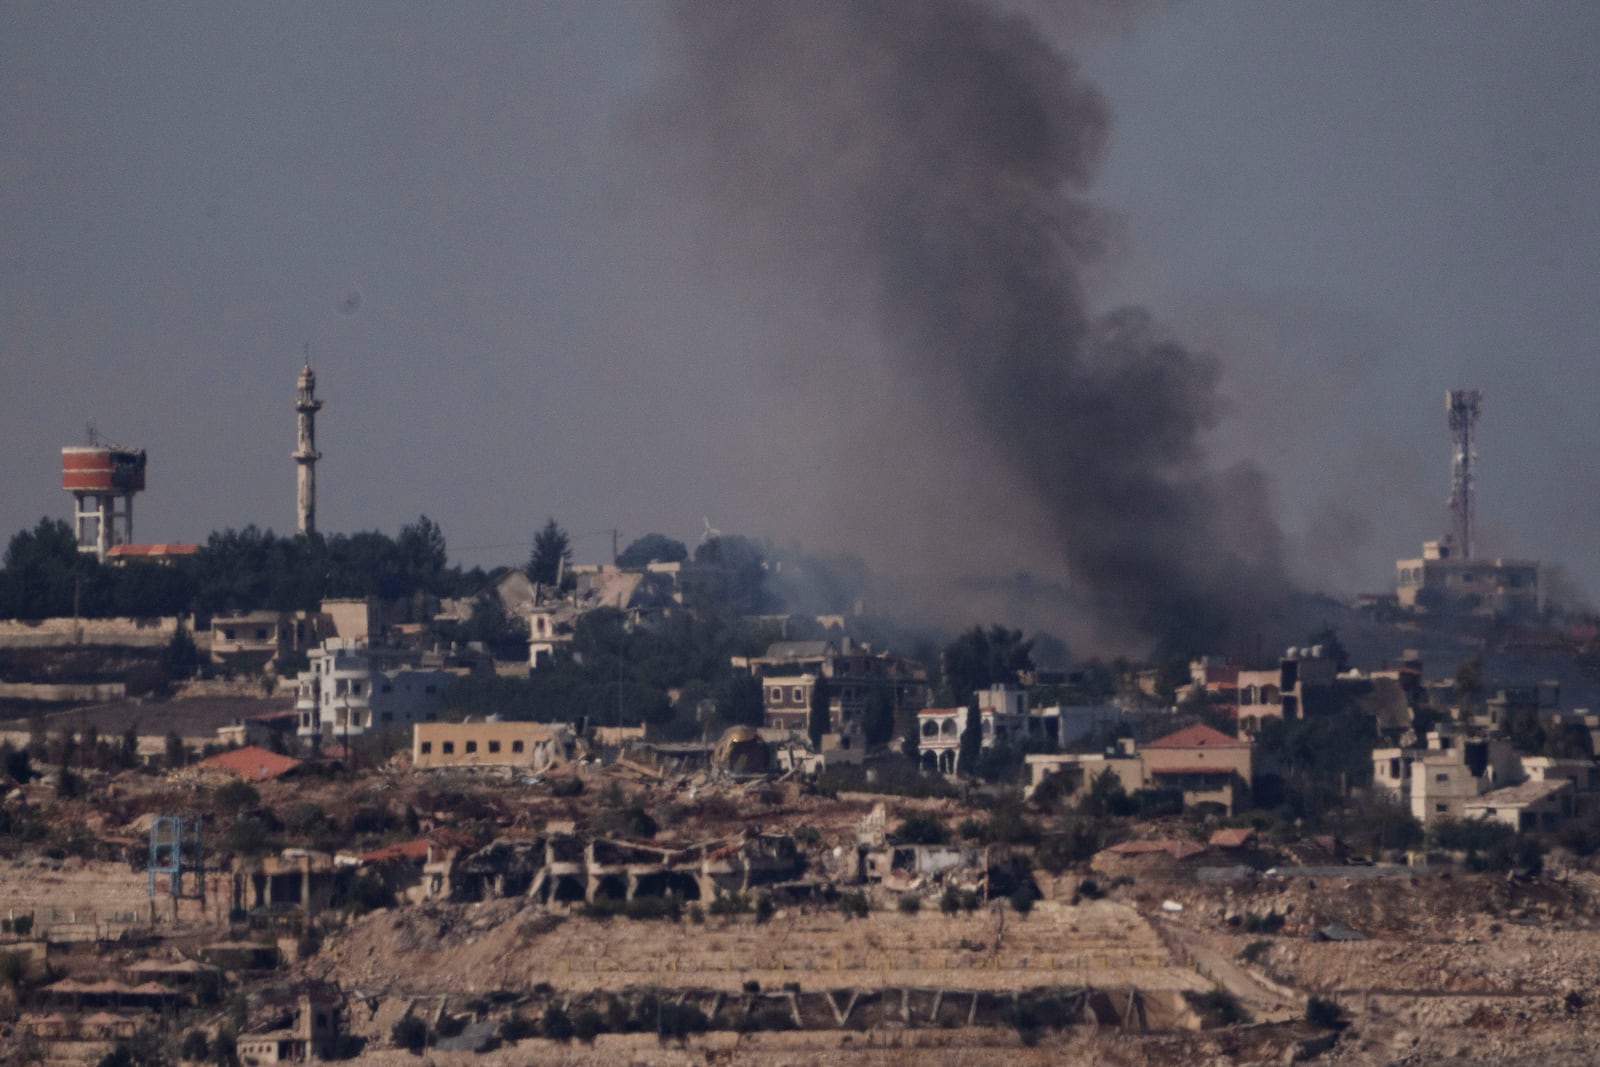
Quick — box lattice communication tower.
[1446,389,1483,559]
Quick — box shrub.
[939,886,962,914]
[708,890,750,916]
[1183,989,1250,1028]
[1306,995,1346,1029]
[549,777,584,797]
[541,1004,574,1042]
[497,1014,535,1042]
[1009,884,1037,915]
[687,903,705,924]
[213,779,260,816]
[897,895,922,915]
[889,815,948,846]
[740,1007,796,1032]
[1238,940,1272,965]
[180,1030,209,1061]
[1241,911,1284,935]
[0,951,28,989]
[792,825,821,846]
[838,891,870,919]
[656,1001,709,1041]
[754,892,774,924]
[391,1015,427,1053]
[1009,992,1078,1038]
[957,816,985,840]
[623,806,658,839]
[572,1008,603,1043]
[627,895,682,921]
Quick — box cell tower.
[62,425,146,560]
[1446,388,1483,560]
[294,360,323,535]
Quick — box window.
[420,741,432,754]
[352,682,362,695]
[1435,803,1448,813]
[442,741,455,755]
[512,740,525,753]
[488,740,501,754]
[792,687,804,703]
[466,740,478,753]
[1435,773,1449,782]
[769,688,782,704]
[255,628,268,640]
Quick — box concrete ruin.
[431,832,805,906]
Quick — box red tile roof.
[246,709,299,724]
[1144,723,1249,750]
[106,543,200,557]
[1209,828,1256,848]
[198,745,301,782]
[358,840,431,865]
[1104,839,1207,860]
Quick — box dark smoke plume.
[638,1,1286,652]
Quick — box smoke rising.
[636,0,1286,652]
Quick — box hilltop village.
[8,380,1600,1065]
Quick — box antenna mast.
[1446,389,1482,559]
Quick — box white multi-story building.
[295,638,455,741]
[917,686,1035,774]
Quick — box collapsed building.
[428,831,805,906]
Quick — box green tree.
[807,675,832,750]
[165,731,187,770]
[527,518,573,587]
[213,779,260,816]
[0,518,83,619]
[2,743,31,784]
[689,535,771,614]
[942,625,1033,707]
[956,706,982,777]
[862,686,895,749]
[1454,655,1484,703]
[617,533,689,568]
[162,623,202,682]
[713,674,764,728]
[120,723,140,769]
[396,514,448,588]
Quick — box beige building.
[413,721,567,772]
[1396,539,1540,620]
[1463,779,1575,832]
[237,988,341,1063]
[1026,724,1254,815]
[1373,728,1522,825]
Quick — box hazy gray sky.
[4,2,1599,612]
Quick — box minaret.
[294,361,322,535]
